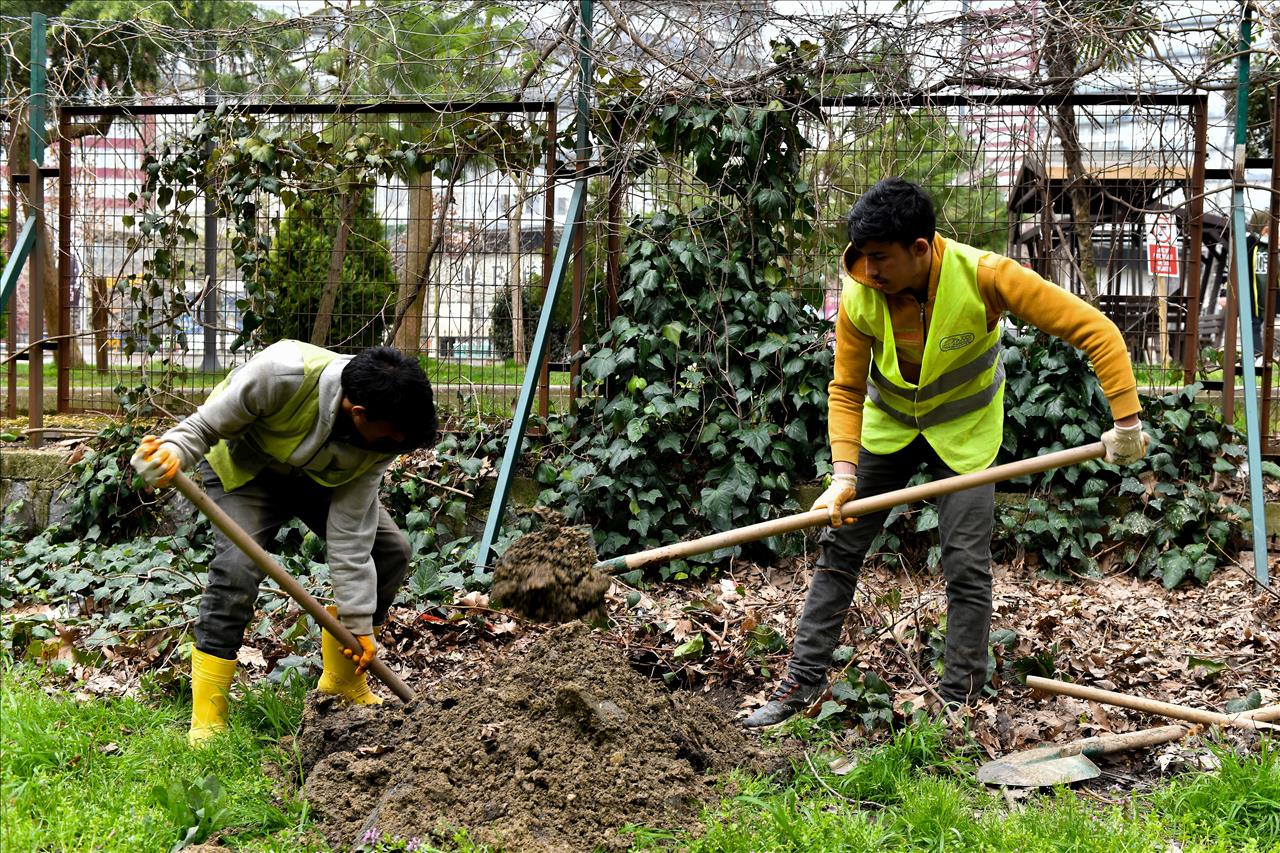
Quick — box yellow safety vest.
[205,340,382,491]
[842,239,1004,473]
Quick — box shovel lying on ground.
[594,442,1107,574]
[978,723,1194,786]
[173,471,416,704]
[979,698,1280,787]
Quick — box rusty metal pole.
[5,184,16,418]
[1261,83,1279,454]
[26,11,46,446]
[605,167,621,323]
[28,156,45,446]
[57,112,71,413]
[538,107,556,422]
[570,161,585,415]
[1183,97,1208,385]
[1224,251,1238,422]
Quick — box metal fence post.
[1262,82,1279,455]
[27,11,47,445]
[1182,97,1207,385]
[1228,6,1270,589]
[57,111,71,413]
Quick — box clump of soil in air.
[298,624,782,852]
[491,508,611,623]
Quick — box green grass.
[0,664,321,853]
[4,667,1277,853]
[641,724,1280,853]
[420,357,569,388]
[10,356,567,387]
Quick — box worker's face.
[340,398,410,453]
[858,238,932,295]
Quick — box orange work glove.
[130,435,182,488]
[342,634,377,675]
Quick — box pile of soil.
[491,510,611,623]
[298,624,782,852]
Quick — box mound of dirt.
[298,624,782,852]
[491,511,611,623]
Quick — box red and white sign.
[1146,212,1180,277]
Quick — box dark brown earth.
[298,623,784,852]
[491,510,611,623]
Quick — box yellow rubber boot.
[317,607,382,706]
[189,649,236,747]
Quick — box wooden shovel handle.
[595,442,1106,574]
[1027,676,1280,731]
[174,472,416,704]
[1062,724,1192,758]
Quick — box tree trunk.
[311,185,360,347]
[1042,8,1099,303]
[509,176,527,366]
[1051,101,1100,302]
[393,171,432,355]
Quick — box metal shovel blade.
[977,745,1101,787]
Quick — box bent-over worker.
[131,341,437,744]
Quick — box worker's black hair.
[341,346,438,449]
[847,177,937,249]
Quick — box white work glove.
[1101,421,1148,466]
[130,435,183,488]
[811,472,858,527]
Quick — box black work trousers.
[787,435,995,704]
[193,461,411,660]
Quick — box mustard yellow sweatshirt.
[829,236,1141,465]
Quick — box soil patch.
[299,624,783,852]
[491,511,610,623]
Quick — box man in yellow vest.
[744,178,1147,728]
[130,341,437,744]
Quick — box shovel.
[977,723,1192,786]
[978,702,1280,787]
[1025,676,1280,732]
[173,471,416,704]
[594,442,1106,574]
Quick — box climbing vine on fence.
[122,106,539,358]
[536,48,833,575]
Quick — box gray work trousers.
[193,460,411,660]
[788,435,995,704]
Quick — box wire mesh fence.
[0,2,1277,449]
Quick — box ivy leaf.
[673,634,705,660]
[1159,551,1191,589]
[734,424,771,458]
[814,700,846,722]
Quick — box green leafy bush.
[488,277,572,363]
[260,189,395,348]
[534,74,833,575]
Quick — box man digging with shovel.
[744,178,1148,728]
[130,341,437,744]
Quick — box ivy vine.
[536,56,832,576]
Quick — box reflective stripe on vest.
[842,238,1005,473]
